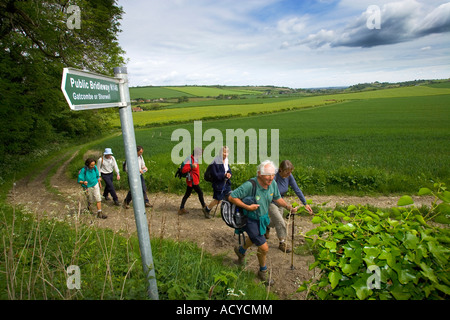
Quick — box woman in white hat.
[97,148,121,206]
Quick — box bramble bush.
[296,183,450,300]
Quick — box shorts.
[243,218,267,247]
[86,183,101,203]
[213,185,231,201]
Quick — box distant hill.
[346,79,450,91]
[130,85,296,100]
[129,79,450,101]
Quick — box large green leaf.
[404,232,419,250]
[325,241,337,252]
[328,271,341,289]
[311,216,323,224]
[397,267,417,285]
[427,241,449,265]
[419,262,438,283]
[390,284,412,300]
[333,210,346,218]
[367,224,382,233]
[436,203,450,215]
[435,284,450,295]
[351,277,371,300]
[418,187,432,196]
[437,191,450,203]
[341,258,362,275]
[363,246,380,259]
[415,215,428,226]
[338,223,356,233]
[368,235,381,246]
[397,195,414,206]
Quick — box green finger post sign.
[61,68,125,110]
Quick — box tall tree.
[0,0,125,157]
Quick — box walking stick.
[212,201,220,217]
[212,178,228,218]
[83,188,91,213]
[291,213,295,270]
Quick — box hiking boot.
[114,200,120,206]
[234,246,245,264]
[178,208,189,215]
[202,206,211,219]
[123,200,129,209]
[258,269,274,286]
[145,202,153,208]
[97,211,107,219]
[279,241,291,253]
[264,227,271,239]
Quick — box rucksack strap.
[249,178,257,197]
[80,166,88,189]
[235,228,246,245]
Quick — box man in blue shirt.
[229,160,297,285]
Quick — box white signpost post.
[61,67,159,300]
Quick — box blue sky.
[117,0,450,88]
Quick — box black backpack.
[174,157,193,179]
[203,163,214,182]
[221,179,257,230]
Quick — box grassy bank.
[0,204,274,300]
[0,145,275,300]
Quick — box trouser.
[180,184,205,209]
[101,172,118,201]
[125,174,149,204]
[268,203,287,239]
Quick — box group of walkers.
[77,146,151,219]
[78,145,314,285]
[171,145,314,285]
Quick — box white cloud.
[117,0,450,88]
[277,16,308,34]
[297,0,450,48]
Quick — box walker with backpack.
[220,178,257,246]
[77,164,95,212]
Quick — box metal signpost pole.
[114,67,159,300]
[61,66,159,300]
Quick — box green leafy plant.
[297,184,450,300]
[416,182,450,224]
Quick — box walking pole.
[290,213,295,270]
[84,188,91,213]
[212,201,220,218]
[212,178,228,218]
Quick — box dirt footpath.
[7,150,434,300]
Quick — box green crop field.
[130,86,196,100]
[130,85,263,100]
[114,96,340,127]
[84,86,450,195]
[168,86,263,97]
[114,85,450,128]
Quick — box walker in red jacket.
[178,148,208,217]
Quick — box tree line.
[0,0,125,163]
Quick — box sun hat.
[104,148,113,155]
